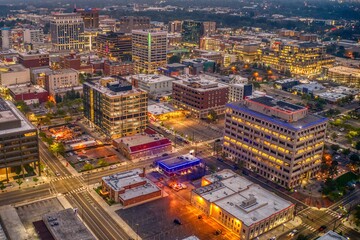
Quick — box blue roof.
[227,103,328,131]
[158,155,201,173]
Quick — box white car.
[288,229,298,237]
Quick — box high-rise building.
[262,42,335,75]
[0,28,12,50]
[168,20,182,33]
[83,77,148,138]
[50,13,85,51]
[181,20,202,44]
[74,8,100,29]
[223,95,328,188]
[172,76,229,118]
[116,16,150,33]
[202,21,216,36]
[96,32,132,61]
[132,29,167,74]
[23,29,44,44]
[0,98,39,181]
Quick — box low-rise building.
[157,154,202,176]
[182,58,216,75]
[8,84,48,104]
[172,76,229,118]
[101,168,162,206]
[0,64,30,87]
[30,67,52,87]
[274,79,300,91]
[191,169,295,240]
[112,128,172,160]
[18,50,49,68]
[228,84,253,103]
[130,74,175,100]
[45,69,79,97]
[292,82,325,94]
[324,66,360,88]
[0,98,39,181]
[103,61,134,76]
[317,231,348,240]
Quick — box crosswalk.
[301,223,316,232]
[51,175,75,182]
[325,209,341,218]
[64,186,87,196]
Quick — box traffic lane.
[0,184,51,205]
[39,141,70,176]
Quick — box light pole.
[135,223,139,240]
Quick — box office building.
[132,29,167,74]
[191,169,294,240]
[74,8,100,29]
[262,42,335,75]
[130,74,175,99]
[8,84,48,104]
[228,84,253,103]
[18,50,49,68]
[45,69,79,97]
[0,28,12,50]
[103,61,134,76]
[83,77,148,138]
[23,29,44,44]
[182,58,216,75]
[116,16,150,33]
[324,66,360,88]
[172,76,228,118]
[30,67,52,87]
[233,43,261,63]
[182,20,202,44]
[96,32,132,61]
[50,13,85,51]
[0,98,39,181]
[0,64,30,87]
[202,21,216,36]
[101,169,162,206]
[168,20,182,33]
[223,95,328,188]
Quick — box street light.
[135,223,139,240]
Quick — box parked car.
[318,225,327,232]
[55,172,60,177]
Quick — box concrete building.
[274,79,300,91]
[168,20,182,33]
[130,74,175,99]
[292,82,325,94]
[101,168,162,206]
[233,43,261,63]
[228,84,253,103]
[116,16,151,33]
[182,58,216,75]
[83,77,148,139]
[262,42,335,75]
[172,75,229,118]
[0,64,30,87]
[0,98,39,181]
[23,29,44,44]
[74,8,100,29]
[202,21,216,36]
[191,169,295,240]
[50,13,85,51]
[223,95,328,188]
[324,66,360,88]
[103,61,134,76]
[96,32,132,61]
[112,128,172,160]
[317,231,348,240]
[132,29,167,74]
[45,69,79,97]
[18,50,49,68]
[0,28,12,50]
[30,67,52,87]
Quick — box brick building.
[18,50,49,68]
[103,61,134,76]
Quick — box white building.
[292,82,325,94]
[23,29,44,44]
[0,64,30,87]
[228,83,253,103]
[130,74,175,99]
[44,68,79,96]
[191,169,295,240]
[1,28,11,50]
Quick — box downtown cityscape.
[0,0,360,240]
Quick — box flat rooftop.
[317,231,348,240]
[0,64,27,73]
[84,78,145,97]
[43,208,96,240]
[175,76,228,91]
[119,179,160,201]
[148,103,175,115]
[0,99,35,133]
[328,66,360,77]
[48,68,78,75]
[158,154,201,171]
[102,169,144,191]
[8,84,47,94]
[227,101,327,131]
[247,95,305,111]
[132,74,174,83]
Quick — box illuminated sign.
[24,132,36,137]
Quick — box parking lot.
[116,185,237,240]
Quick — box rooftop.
[8,84,47,94]
[0,64,28,73]
[131,74,174,84]
[175,76,228,91]
[158,154,201,171]
[148,103,175,115]
[328,66,360,77]
[317,231,348,240]
[247,95,305,111]
[18,50,49,56]
[43,208,96,240]
[196,170,293,227]
[48,68,78,75]
[0,99,35,133]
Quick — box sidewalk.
[87,186,141,240]
[342,215,360,232]
[259,217,302,240]
[0,175,50,193]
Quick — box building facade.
[223,96,328,188]
[103,61,134,76]
[23,29,44,44]
[44,69,79,96]
[172,76,229,118]
[0,64,30,87]
[324,66,360,88]
[228,84,253,103]
[202,21,216,36]
[96,32,132,61]
[132,29,167,74]
[116,16,150,33]
[130,74,175,99]
[83,77,148,139]
[50,13,85,51]
[18,50,49,68]
[0,98,39,181]
[74,8,100,29]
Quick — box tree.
[55,94,62,103]
[349,154,360,164]
[0,182,6,191]
[207,109,218,122]
[45,100,55,111]
[15,101,30,114]
[64,116,73,123]
[168,55,181,64]
[33,177,39,183]
[97,158,108,167]
[329,161,339,178]
[330,144,340,151]
[83,163,94,171]
[49,142,65,156]
[16,178,23,189]
[355,141,360,150]
[296,234,309,240]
